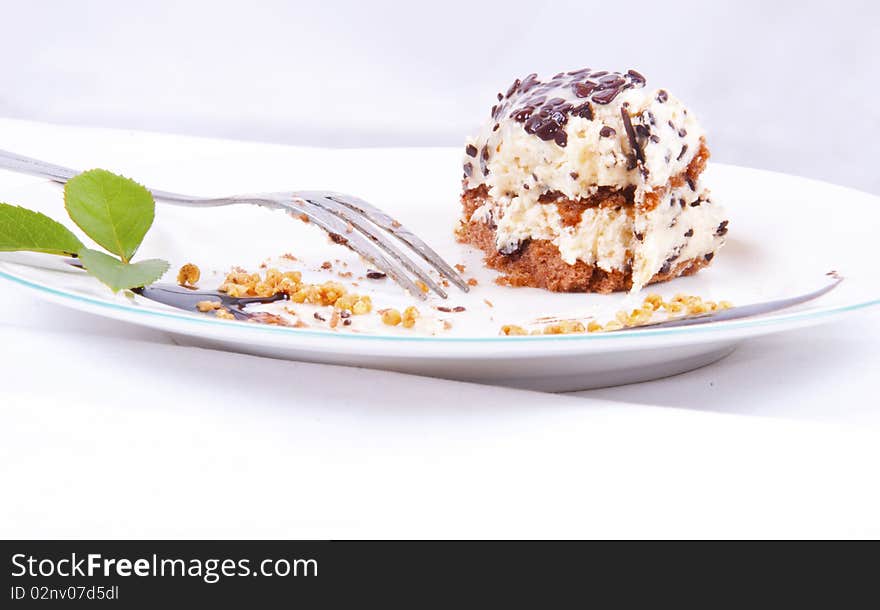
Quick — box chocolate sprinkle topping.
[599,126,616,138]
[716,220,729,236]
[465,144,478,157]
[572,102,593,119]
[704,252,715,261]
[499,68,646,147]
[573,82,596,98]
[626,69,646,84]
[463,162,473,177]
[366,270,387,279]
[676,144,689,161]
[498,238,529,256]
[620,107,645,165]
[684,228,694,237]
[480,145,490,176]
[656,90,668,103]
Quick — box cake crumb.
[467,278,479,286]
[501,325,527,335]
[248,312,292,326]
[454,264,466,273]
[483,299,494,308]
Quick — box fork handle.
[0,148,249,208]
[0,148,79,183]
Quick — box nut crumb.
[543,320,586,335]
[214,308,235,320]
[402,306,419,328]
[177,263,200,287]
[500,293,733,335]
[483,299,494,308]
[381,308,402,326]
[196,300,222,312]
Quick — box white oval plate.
[1,147,877,391]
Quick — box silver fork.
[0,148,468,300]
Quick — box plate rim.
[2,160,879,346]
[2,260,878,345]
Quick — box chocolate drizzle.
[620,106,645,165]
[500,68,647,148]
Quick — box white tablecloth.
[2,119,878,538]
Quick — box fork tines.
[280,191,469,300]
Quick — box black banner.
[0,540,867,607]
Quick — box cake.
[457,68,728,292]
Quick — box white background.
[1,1,879,539]
[2,0,879,194]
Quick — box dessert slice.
[457,68,728,292]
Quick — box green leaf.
[0,203,84,256]
[64,169,155,263]
[78,248,169,293]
